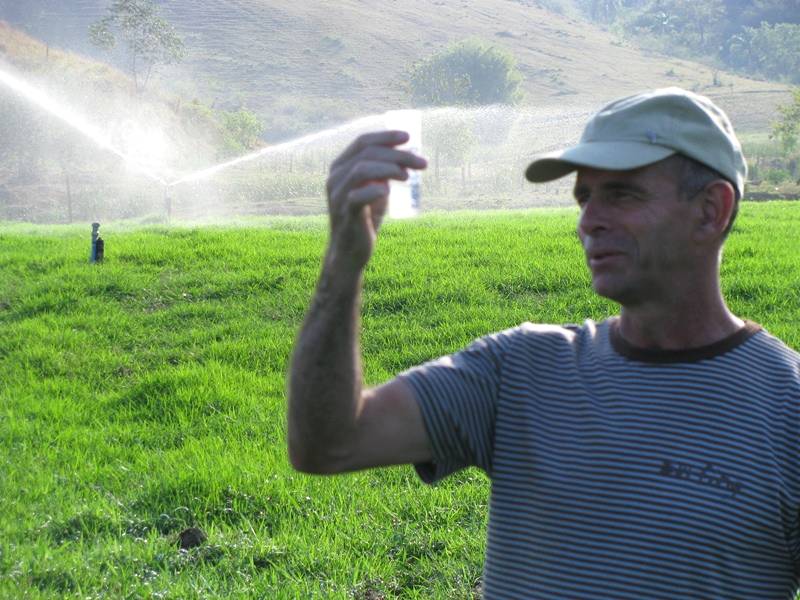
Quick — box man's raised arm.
[287,131,431,474]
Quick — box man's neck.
[617,302,744,351]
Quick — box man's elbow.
[287,446,330,474]
[287,436,350,475]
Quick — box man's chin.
[591,277,626,304]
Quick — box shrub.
[408,39,523,107]
[764,168,792,185]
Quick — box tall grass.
[2,203,799,598]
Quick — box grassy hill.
[0,0,792,140]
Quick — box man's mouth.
[588,251,624,267]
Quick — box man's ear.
[692,180,736,243]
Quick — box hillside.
[0,2,795,223]
[0,0,792,140]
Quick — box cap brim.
[525,141,676,182]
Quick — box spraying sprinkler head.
[90,222,104,263]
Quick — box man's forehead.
[573,159,678,189]
[575,162,660,181]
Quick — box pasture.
[2,203,799,598]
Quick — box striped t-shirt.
[398,318,800,599]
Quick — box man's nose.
[577,198,609,238]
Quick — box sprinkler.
[90,222,104,263]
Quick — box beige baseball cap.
[525,87,747,198]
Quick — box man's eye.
[610,190,638,202]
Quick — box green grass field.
[2,203,800,599]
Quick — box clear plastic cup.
[385,109,422,218]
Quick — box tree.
[590,0,624,23]
[624,0,726,51]
[89,0,185,93]
[733,0,800,28]
[725,22,800,83]
[772,88,800,155]
[681,0,726,48]
[424,114,477,189]
[409,39,523,107]
[575,0,632,24]
[219,109,264,158]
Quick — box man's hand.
[326,130,427,271]
[288,130,430,474]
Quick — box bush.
[764,168,792,185]
[772,88,800,156]
[219,109,264,158]
[408,39,523,107]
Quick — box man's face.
[574,161,697,306]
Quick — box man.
[287,88,800,599]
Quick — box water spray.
[0,62,593,222]
[163,186,172,224]
[0,66,169,186]
[164,112,385,187]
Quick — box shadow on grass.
[46,511,120,545]
[130,482,283,537]
[30,568,78,594]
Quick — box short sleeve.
[397,326,518,484]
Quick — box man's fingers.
[346,182,390,213]
[328,131,428,201]
[328,147,425,194]
[330,160,407,204]
[332,130,410,169]
[351,145,428,170]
